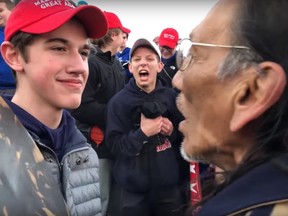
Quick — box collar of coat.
[198,154,288,216]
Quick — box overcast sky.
[75,0,218,47]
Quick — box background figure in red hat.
[157,27,179,88]
[71,10,130,216]
[157,28,213,208]
[0,0,108,215]
[157,27,191,207]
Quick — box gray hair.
[216,5,263,80]
[217,48,263,80]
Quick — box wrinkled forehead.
[191,0,239,45]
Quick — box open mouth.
[139,70,149,78]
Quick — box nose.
[172,70,183,91]
[67,52,88,75]
[139,59,148,66]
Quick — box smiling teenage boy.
[0,0,108,215]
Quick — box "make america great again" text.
[34,0,74,9]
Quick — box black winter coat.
[71,46,126,158]
[106,79,183,192]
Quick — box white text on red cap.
[35,0,74,9]
[163,33,176,40]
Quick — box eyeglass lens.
[176,39,192,70]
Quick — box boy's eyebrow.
[45,37,92,50]
[45,37,69,45]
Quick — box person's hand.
[140,114,163,137]
[161,117,173,136]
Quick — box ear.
[230,62,286,132]
[1,41,24,72]
[128,62,132,73]
[157,61,164,73]
[111,32,118,40]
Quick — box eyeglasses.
[176,38,250,71]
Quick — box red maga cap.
[103,11,131,34]
[159,28,179,49]
[4,0,108,41]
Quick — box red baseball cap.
[159,28,179,49]
[4,0,108,41]
[103,11,131,34]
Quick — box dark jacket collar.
[91,45,115,63]
[198,154,288,216]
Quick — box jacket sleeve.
[71,58,106,128]
[105,97,148,157]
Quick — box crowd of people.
[1,0,288,216]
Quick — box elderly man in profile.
[173,0,288,215]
